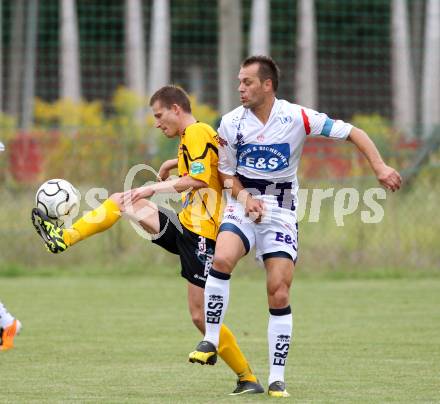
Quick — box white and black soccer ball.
[35,179,80,221]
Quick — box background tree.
[422,0,440,138]
[391,0,415,138]
[148,0,170,95]
[0,0,2,112]
[249,0,269,56]
[7,0,24,119]
[21,0,38,129]
[219,0,242,114]
[60,0,81,102]
[125,0,146,99]
[296,0,317,109]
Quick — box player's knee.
[212,254,234,274]
[267,284,290,308]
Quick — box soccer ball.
[35,179,80,221]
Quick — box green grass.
[1,274,439,403]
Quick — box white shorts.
[220,196,298,263]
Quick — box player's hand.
[122,186,154,207]
[376,164,402,192]
[157,159,178,181]
[245,195,265,223]
[157,163,171,181]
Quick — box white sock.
[204,268,230,348]
[0,301,15,328]
[268,306,293,385]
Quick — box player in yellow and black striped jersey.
[177,121,222,241]
[31,85,264,396]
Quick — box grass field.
[1,274,439,403]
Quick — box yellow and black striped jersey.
[177,122,222,241]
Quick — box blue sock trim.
[269,305,292,316]
[218,222,250,254]
[209,267,231,280]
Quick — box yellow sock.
[63,199,121,246]
[218,324,257,383]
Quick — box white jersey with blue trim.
[217,98,353,197]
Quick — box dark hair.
[149,85,192,113]
[241,55,280,92]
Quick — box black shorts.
[152,208,215,288]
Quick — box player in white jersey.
[1,144,22,351]
[0,300,21,351]
[189,55,402,398]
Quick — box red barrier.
[302,138,352,178]
[301,137,420,179]
[9,133,43,182]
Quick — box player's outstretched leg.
[188,340,217,365]
[32,199,121,254]
[31,208,67,253]
[0,319,22,351]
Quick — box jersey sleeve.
[300,106,353,140]
[183,126,215,184]
[217,119,237,175]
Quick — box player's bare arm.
[219,171,264,223]
[347,127,402,192]
[122,175,207,205]
[157,158,178,181]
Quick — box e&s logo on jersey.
[237,143,290,172]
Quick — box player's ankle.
[238,374,258,383]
